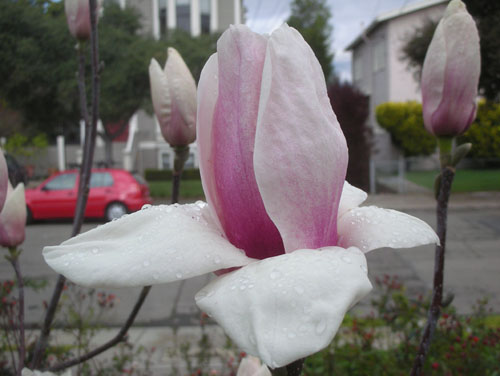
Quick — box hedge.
[145,168,201,181]
[375,101,436,157]
[459,101,500,160]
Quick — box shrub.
[376,101,436,157]
[458,101,500,160]
[144,168,201,181]
[328,81,371,191]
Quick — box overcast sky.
[243,0,425,81]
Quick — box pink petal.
[254,25,348,252]
[422,1,480,136]
[0,183,26,248]
[206,25,284,259]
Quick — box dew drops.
[214,256,221,265]
[91,248,99,254]
[141,204,152,210]
[294,285,305,295]
[341,255,352,264]
[64,261,70,267]
[143,260,150,267]
[360,264,368,273]
[287,332,297,339]
[315,319,327,335]
[270,269,282,280]
[176,272,183,279]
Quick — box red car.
[25,169,152,222]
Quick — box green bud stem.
[171,145,190,204]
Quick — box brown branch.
[47,286,151,372]
[410,166,455,375]
[30,0,101,368]
[9,253,25,376]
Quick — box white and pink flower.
[43,25,438,367]
[149,48,197,147]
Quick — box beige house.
[346,0,447,161]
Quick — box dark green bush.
[376,101,436,157]
[459,101,500,160]
[144,168,201,181]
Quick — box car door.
[85,171,114,217]
[35,172,78,218]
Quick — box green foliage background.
[458,101,500,160]
[376,101,436,157]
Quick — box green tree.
[0,0,79,139]
[401,1,500,102]
[287,0,334,82]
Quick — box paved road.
[1,193,499,328]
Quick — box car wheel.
[105,202,127,222]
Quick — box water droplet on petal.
[287,332,297,339]
[176,272,183,279]
[360,264,368,273]
[214,256,221,264]
[143,260,150,267]
[270,269,281,280]
[315,319,327,335]
[294,286,305,295]
[91,248,99,254]
[341,255,352,264]
[141,204,152,210]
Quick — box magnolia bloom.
[43,25,438,368]
[149,48,197,146]
[64,0,99,40]
[421,0,480,136]
[236,356,271,376]
[0,180,26,248]
[0,151,7,213]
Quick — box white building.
[346,0,447,161]
[105,0,243,173]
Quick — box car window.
[132,173,146,185]
[44,173,77,190]
[90,172,114,188]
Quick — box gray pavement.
[1,192,500,330]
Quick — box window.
[90,172,114,188]
[353,57,363,82]
[176,0,190,33]
[373,39,385,72]
[159,0,167,36]
[185,152,195,168]
[44,173,77,190]
[161,152,171,169]
[200,0,210,33]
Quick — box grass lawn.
[406,169,500,192]
[148,179,205,199]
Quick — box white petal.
[338,181,367,217]
[43,202,253,287]
[196,247,372,368]
[149,58,171,127]
[337,206,439,253]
